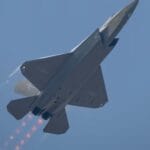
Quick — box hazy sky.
[0,0,149,150]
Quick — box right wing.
[69,66,108,108]
[43,108,69,134]
[20,53,72,91]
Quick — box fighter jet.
[7,0,139,134]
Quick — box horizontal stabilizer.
[43,108,69,134]
[7,96,38,120]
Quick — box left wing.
[69,66,108,108]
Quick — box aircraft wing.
[20,53,72,91]
[69,66,108,108]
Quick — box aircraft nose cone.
[132,0,139,6]
[99,0,139,45]
[125,0,139,16]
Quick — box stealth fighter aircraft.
[7,0,139,134]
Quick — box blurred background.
[0,0,149,150]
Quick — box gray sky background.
[0,0,149,150]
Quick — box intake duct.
[109,38,119,47]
